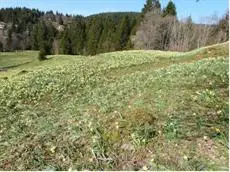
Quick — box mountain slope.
[0,42,229,170]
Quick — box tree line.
[134,0,229,51]
[59,13,137,55]
[0,1,228,57]
[0,7,138,56]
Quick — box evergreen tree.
[38,50,47,61]
[31,21,57,55]
[162,0,177,17]
[70,16,86,54]
[117,16,131,50]
[57,15,64,25]
[31,24,39,50]
[141,0,153,15]
[86,17,103,55]
[141,0,161,18]
[60,30,73,54]
[152,0,161,14]
[0,7,139,55]
[97,16,113,53]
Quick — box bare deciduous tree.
[133,10,228,52]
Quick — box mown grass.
[0,42,229,170]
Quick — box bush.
[38,50,47,61]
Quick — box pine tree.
[162,0,177,17]
[97,16,112,53]
[31,24,39,50]
[141,0,161,17]
[141,0,153,15]
[38,50,47,61]
[31,21,57,55]
[152,0,161,14]
[57,15,64,25]
[69,16,86,55]
[86,17,103,55]
[60,30,73,54]
[117,16,131,50]
[0,7,139,55]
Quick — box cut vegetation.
[0,42,229,170]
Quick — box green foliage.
[31,21,57,55]
[0,7,43,33]
[60,16,85,55]
[117,16,131,50]
[60,31,72,54]
[86,16,103,55]
[163,118,181,140]
[141,0,161,17]
[162,0,177,17]
[132,124,157,146]
[38,50,47,61]
[0,8,139,55]
[0,6,228,56]
[57,15,63,25]
[142,0,153,14]
[59,12,138,55]
[84,13,138,55]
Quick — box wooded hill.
[0,0,228,56]
[0,8,139,55]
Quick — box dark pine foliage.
[0,7,139,55]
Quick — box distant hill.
[0,7,139,55]
[0,5,228,56]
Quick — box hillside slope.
[0,42,229,170]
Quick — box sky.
[0,0,228,23]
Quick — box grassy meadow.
[0,42,229,170]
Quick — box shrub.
[38,50,47,61]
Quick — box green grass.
[0,42,229,170]
[0,51,38,68]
